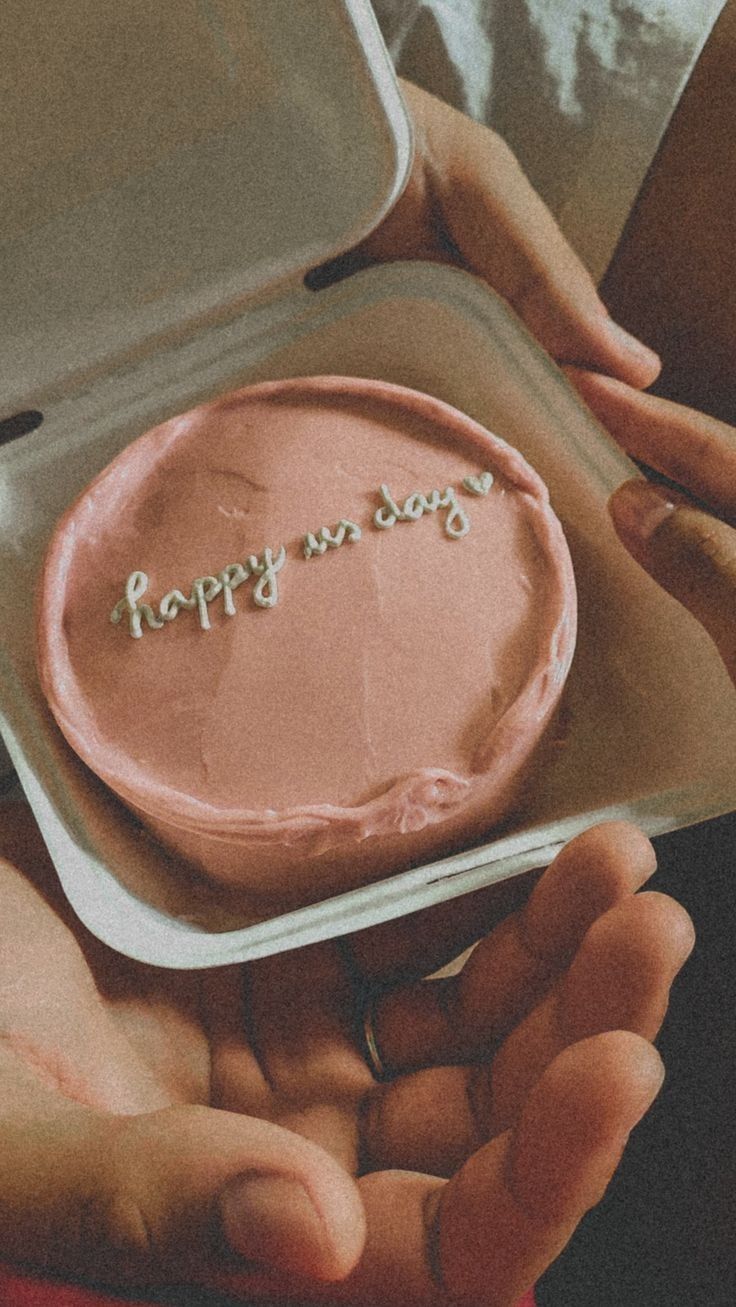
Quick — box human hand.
[0,805,692,1306]
[309,79,661,391]
[567,370,736,685]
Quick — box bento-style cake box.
[1,0,735,967]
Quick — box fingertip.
[581,1029,666,1106]
[434,1033,664,1303]
[529,1029,665,1121]
[578,886,696,976]
[562,326,660,394]
[524,821,657,961]
[560,891,695,1044]
[219,1167,366,1282]
[577,1033,665,1142]
[610,481,736,684]
[561,820,657,874]
[633,890,696,963]
[599,319,662,389]
[608,479,681,556]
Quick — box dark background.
[539,813,736,1307]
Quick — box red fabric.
[0,1267,537,1305]
[0,1266,156,1305]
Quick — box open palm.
[0,805,692,1306]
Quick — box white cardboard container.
[2,0,736,967]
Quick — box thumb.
[1,1102,365,1289]
[609,479,736,684]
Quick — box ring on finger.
[361,992,391,1081]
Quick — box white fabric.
[374,0,726,280]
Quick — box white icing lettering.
[218,562,250,616]
[110,467,494,640]
[159,587,196,621]
[192,576,223,630]
[110,571,164,639]
[373,484,404,529]
[303,519,362,558]
[250,546,286,608]
[111,548,285,637]
[402,491,425,520]
[373,483,470,538]
[442,487,470,539]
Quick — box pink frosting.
[38,377,576,912]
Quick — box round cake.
[38,376,576,914]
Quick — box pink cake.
[38,376,576,915]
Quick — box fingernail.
[610,479,681,545]
[605,319,661,370]
[219,1171,330,1275]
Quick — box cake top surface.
[39,376,574,845]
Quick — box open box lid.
[1,0,412,413]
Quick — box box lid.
[0,0,412,411]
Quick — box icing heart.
[462,471,494,496]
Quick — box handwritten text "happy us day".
[110,471,495,639]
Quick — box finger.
[402,82,660,387]
[244,942,373,1127]
[345,1033,663,1307]
[485,890,694,1136]
[441,146,660,386]
[0,1097,365,1288]
[359,892,691,1175]
[440,1033,664,1306]
[366,821,656,1073]
[609,479,736,684]
[312,81,660,390]
[567,368,736,521]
